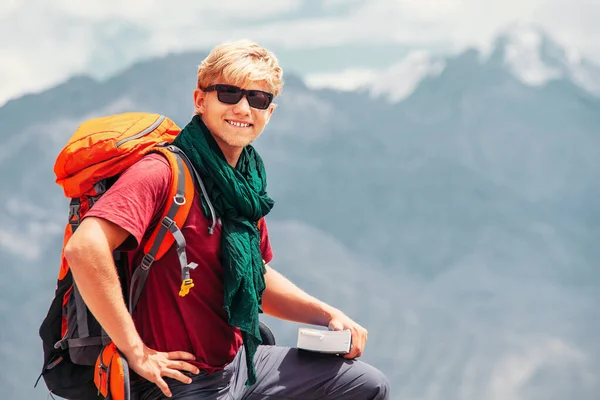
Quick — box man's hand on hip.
[124,345,199,398]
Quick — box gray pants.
[132,346,390,399]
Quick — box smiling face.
[193,80,275,158]
[193,39,283,166]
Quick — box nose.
[232,95,251,115]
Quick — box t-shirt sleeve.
[83,153,171,250]
[259,217,274,265]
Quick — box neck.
[213,137,243,168]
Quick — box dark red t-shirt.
[84,153,273,373]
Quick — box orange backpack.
[36,112,201,399]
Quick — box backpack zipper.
[116,115,166,147]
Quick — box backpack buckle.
[161,216,175,230]
[88,194,102,209]
[179,262,198,297]
[179,278,194,297]
[68,199,81,228]
[140,254,155,271]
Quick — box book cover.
[296,328,352,354]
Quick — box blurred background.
[1,1,599,399]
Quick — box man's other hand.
[328,313,368,359]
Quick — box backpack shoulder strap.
[128,146,195,313]
[143,146,195,260]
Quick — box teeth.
[227,120,250,128]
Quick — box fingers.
[329,320,344,331]
[154,376,173,398]
[162,369,193,385]
[166,350,197,361]
[344,326,368,359]
[167,360,200,375]
[129,349,199,398]
[150,355,199,397]
[328,314,369,360]
[345,345,362,359]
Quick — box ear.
[264,103,277,124]
[193,88,206,114]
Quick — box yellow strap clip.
[179,278,194,297]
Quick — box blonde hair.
[197,39,284,97]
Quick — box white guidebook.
[296,328,352,354]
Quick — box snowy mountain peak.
[491,23,600,95]
[303,51,446,103]
[369,51,446,102]
[304,24,599,103]
[497,24,561,86]
[498,23,548,52]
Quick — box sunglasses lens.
[211,84,273,109]
[247,91,272,109]
[216,85,243,104]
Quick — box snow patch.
[304,68,378,92]
[503,26,562,86]
[495,23,600,96]
[370,51,446,102]
[304,50,445,103]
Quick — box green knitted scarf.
[171,115,274,386]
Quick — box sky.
[1,0,599,106]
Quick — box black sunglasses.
[203,84,274,110]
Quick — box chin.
[218,136,252,149]
[222,131,260,147]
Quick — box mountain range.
[1,26,598,399]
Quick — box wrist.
[120,343,145,364]
[114,331,145,360]
[315,303,344,327]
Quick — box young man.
[64,39,390,399]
